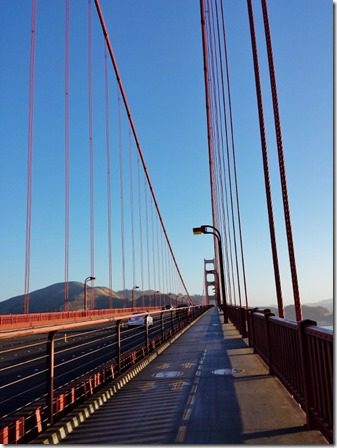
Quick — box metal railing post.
[145,316,150,352]
[47,331,56,425]
[116,320,122,374]
[247,308,252,347]
[160,312,165,342]
[263,309,274,373]
[247,308,258,348]
[240,307,248,338]
[298,319,317,429]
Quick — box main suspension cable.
[94,0,190,298]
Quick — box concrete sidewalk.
[35,307,328,444]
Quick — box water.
[318,325,333,331]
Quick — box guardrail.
[0,307,158,327]
[225,305,333,443]
[0,305,210,444]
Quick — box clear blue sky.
[0,0,332,307]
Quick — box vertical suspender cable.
[207,2,236,306]
[94,0,190,299]
[137,158,144,303]
[220,0,249,308]
[212,0,242,307]
[206,0,221,277]
[207,0,228,307]
[24,0,37,314]
[160,232,165,298]
[88,0,95,308]
[162,236,167,298]
[150,203,156,293]
[144,180,151,292]
[261,0,302,320]
[200,0,226,309]
[118,94,126,292]
[104,42,113,307]
[247,0,284,318]
[64,0,70,311]
[156,217,162,297]
[129,130,136,289]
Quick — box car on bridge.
[127,312,154,328]
[162,304,174,310]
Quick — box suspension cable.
[247,0,284,318]
[64,0,70,311]
[117,94,126,293]
[261,0,302,320]
[137,157,144,302]
[104,42,113,307]
[200,0,225,308]
[24,0,37,315]
[129,130,136,289]
[150,202,156,293]
[94,0,190,298]
[88,0,95,308]
[220,0,249,308]
[212,0,242,307]
[144,179,151,291]
[207,0,235,305]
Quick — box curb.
[31,310,210,444]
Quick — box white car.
[127,313,154,328]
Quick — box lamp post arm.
[204,225,221,240]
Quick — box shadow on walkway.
[37,307,327,445]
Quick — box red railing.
[304,325,333,438]
[0,307,158,328]
[226,305,333,443]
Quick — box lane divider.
[32,309,212,445]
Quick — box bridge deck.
[36,307,327,444]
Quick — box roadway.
[0,311,179,420]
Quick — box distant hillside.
[117,290,201,308]
[0,282,123,314]
[305,298,333,313]
[266,302,333,326]
[0,283,202,315]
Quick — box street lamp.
[193,224,228,323]
[132,286,139,310]
[84,276,96,314]
[154,290,160,307]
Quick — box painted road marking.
[175,348,207,443]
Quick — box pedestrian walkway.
[37,307,328,444]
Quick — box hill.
[305,298,333,313]
[0,283,202,315]
[266,302,333,326]
[0,282,123,314]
